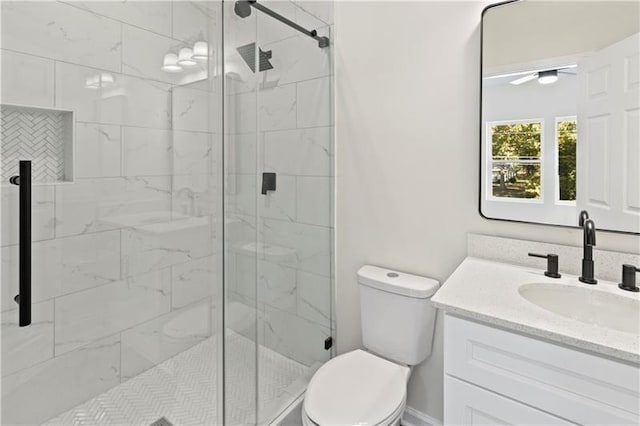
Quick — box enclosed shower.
[0,1,333,424]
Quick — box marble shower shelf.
[1,104,75,184]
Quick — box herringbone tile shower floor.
[45,333,309,426]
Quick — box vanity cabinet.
[443,315,640,425]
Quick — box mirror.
[480,0,640,234]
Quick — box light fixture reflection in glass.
[192,41,209,61]
[177,47,197,67]
[162,53,182,72]
[85,72,115,89]
[538,69,558,85]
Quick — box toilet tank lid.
[357,265,439,299]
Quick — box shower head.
[236,43,274,73]
[234,1,252,18]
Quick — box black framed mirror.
[480,0,640,234]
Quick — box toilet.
[302,265,439,426]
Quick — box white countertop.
[432,257,640,364]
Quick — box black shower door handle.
[9,161,32,327]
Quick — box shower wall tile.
[234,253,258,302]
[2,301,54,377]
[260,260,297,314]
[54,269,171,355]
[263,126,332,176]
[1,185,55,246]
[211,134,222,171]
[122,127,172,177]
[263,306,330,366]
[1,240,60,311]
[55,62,172,128]
[226,213,258,252]
[172,1,217,43]
[121,299,212,381]
[226,251,240,296]
[173,175,217,217]
[1,231,121,312]
[259,83,297,131]
[296,176,331,226]
[173,86,217,132]
[296,270,331,325]
[227,293,258,338]
[54,62,124,124]
[294,1,334,25]
[173,130,213,175]
[262,219,331,276]
[1,1,122,72]
[297,76,332,128]
[227,132,257,174]
[122,24,179,83]
[0,50,54,107]
[224,63,257,96]
[224,9,257,54]
[122,24,209,86]
[264,33,331,86]
[55,176,171,237]
[75,123,122,178]
[70,1,172,36]
[231,91,259,133]
[258,0,300,44]
[59,230,122,295]
[121,218,213,277]
[230,174,258,217]
[172,255,217,309]
[116,75,173,129]
[1,335,120,426]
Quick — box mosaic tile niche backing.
[1,105,74,183]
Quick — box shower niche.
[1,104,75,184]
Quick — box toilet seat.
[303,349,410,426]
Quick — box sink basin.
[518,283,640,334]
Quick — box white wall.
[334,1,640,421]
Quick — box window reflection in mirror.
[489,120,542,200]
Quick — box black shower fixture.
[234,0,329,49]
[236,43,274,73]
[234,0,252,18]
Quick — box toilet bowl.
[302,266,439,425]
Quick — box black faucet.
[578,210,597,284]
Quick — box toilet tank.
[358,265,439,366]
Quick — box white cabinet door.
[444,377,572,426]
[577,32,640,232]
[444,315,640,423]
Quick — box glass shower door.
[223,1,260,423]
[224,1,334,423]
[1,1,223,424]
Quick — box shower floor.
[45,332,310,426]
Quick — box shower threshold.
[44,332,312,425]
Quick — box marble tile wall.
[224,1,334,369]
[0,1,221,424]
